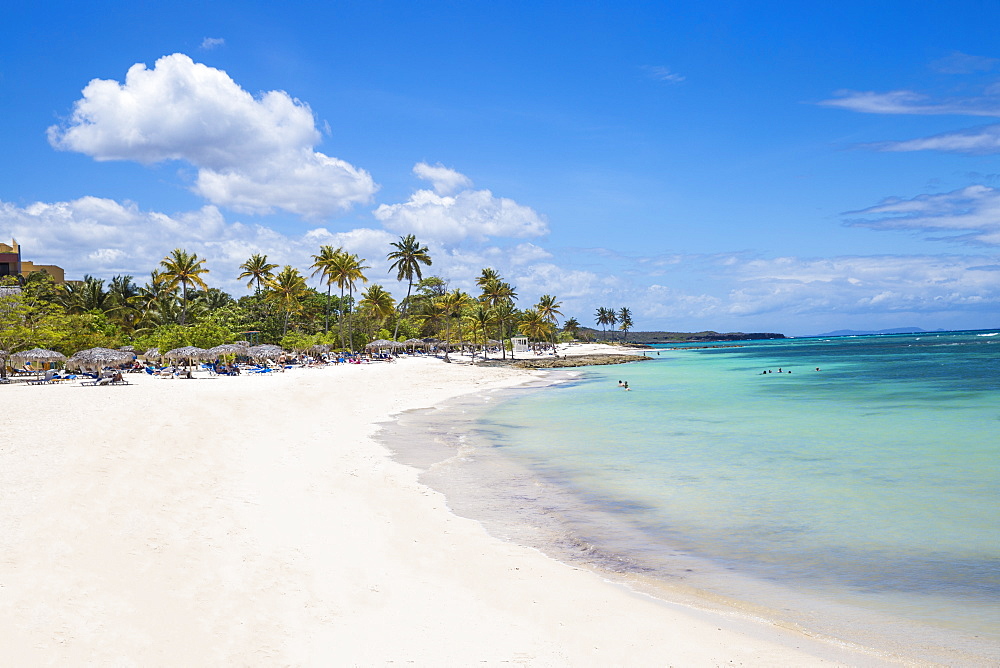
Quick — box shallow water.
[382,331,1000,664]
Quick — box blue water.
[380,330,999,661]
[453,330,999,662]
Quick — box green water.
[470,331,999,661]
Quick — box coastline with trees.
[0,236,647,363]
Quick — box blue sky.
[2,1,998,336]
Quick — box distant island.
[579,328,785,344]
[813,327,946,337]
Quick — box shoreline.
[378,366,921,667]
[0,349,900,664]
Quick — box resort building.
[0,240,67,284]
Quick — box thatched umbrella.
[247,344,285,360]
[365,339,395,350]
[206,343,249,357]
[66,347,134,372]
[308,343,333,354]
[11,347,66,364]
[163,346,210,367]
[118,345,135,353]
[10,347,66,376]
[142,348,161,360]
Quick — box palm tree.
[197,287,234,311]
[238,253,278,295]
[536,294,563,352]
[466,303,494,361]
[328,252,369,351]
[106,275,141,331]
[518,308,553,349]
[480,277,517,358]
[58,275,109,314]
[595,307,610,341]
[562,316,581,340]
[618,307,633,343]
[476,267,501,291]
[387,235,432,340]
[359,284,396,336]
[310,245,343,333]
[267,265,307,336]
[606,308,618,343]
[159,248,210,325]
[136,270,180,330]
[439,289,470,362]
[492,300,518,359]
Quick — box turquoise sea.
[383,330,999,664]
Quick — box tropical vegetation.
[0,239,636,367]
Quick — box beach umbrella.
[142,348,161,360]
[365,339,395,350]
[118,345,135,353]
[10,347,66,375]
[163,346,210,365]
[247,344,284,360]
[66,347,134,371]
[308,343,333,354]
[206,343,249,357]
[401,338,423,352]
[10,347,66,364]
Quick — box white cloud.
[412,162,473,195]
[866,123,1000,154]
[645,66,685,83]
[929,52,999,74]
[722,254,1000,317]
[373,164,548,242]
[819,89,1000,117]
[47,53,377,218]
[200,37,225,50]
[4,192,996,334]
[845,185,1000,245]
[508,242,553,265]
[0,197,387,293]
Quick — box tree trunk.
[338,287,346,350]
[392,279,413,341]
[325,284,331,333]
[347,288,355,352]
[180,282,188,326]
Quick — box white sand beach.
[0,350,887,665]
